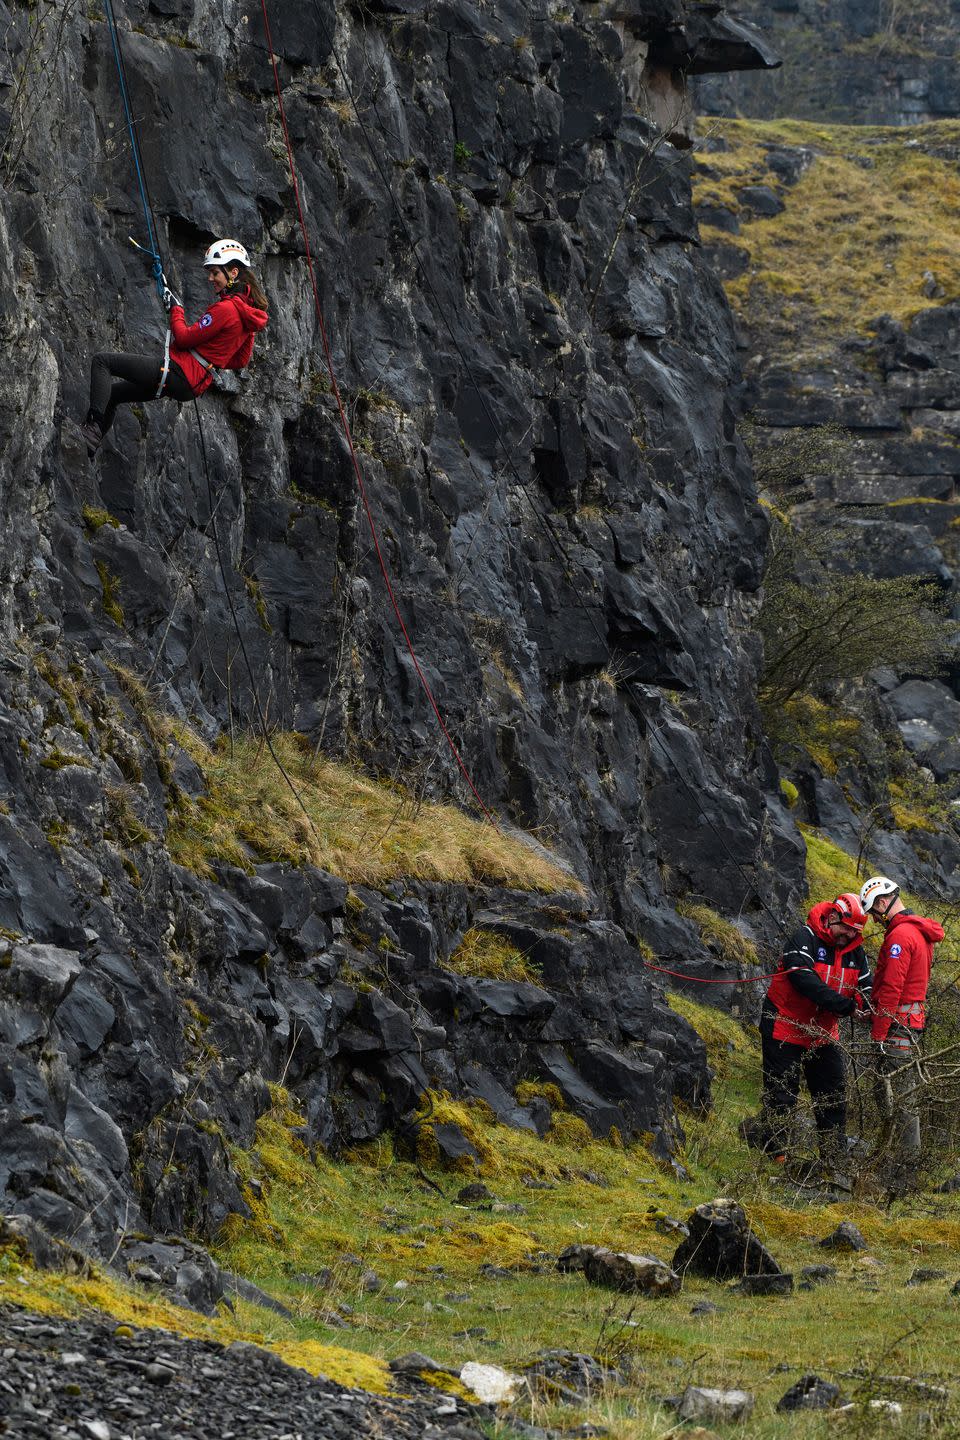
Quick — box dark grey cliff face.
[0,0,796,1264]
[697,0,960,124]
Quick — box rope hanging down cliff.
[256,0,497,828]
[98,0,333,860]
[297,3,789,948]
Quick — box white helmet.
[203,238,249,269]
[860,875,899,914]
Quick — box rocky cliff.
[693,114,960,889]
[0,0,794,1270]
[697,0,960,125]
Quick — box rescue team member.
[757,892,872,1185]
[80,239,268,458]
[860,875,943,1182]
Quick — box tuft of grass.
[676,900,759,968]
[81,504,120,533]
[95,560,125,627]
[443,929,540,982]
[166,730,577,893]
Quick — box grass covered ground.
[694,117,960,347]
[6,974,960,1437]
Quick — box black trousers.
[89,352,194,435]
[760,1031,847,1148]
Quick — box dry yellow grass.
[695,117,960,339]
[167,731,577,891]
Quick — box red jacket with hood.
[763,901,872,1048]
[168,287,268,395]
[870,910,943,1041]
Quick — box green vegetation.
[442,928,541,982]
[81,504,120,533]
[95,560,125,627]
[165,731,576,892]
[695,118,960,342]
[676,899,758,968]
[11,1011,960,1436]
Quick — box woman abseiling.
[80,239,268,458]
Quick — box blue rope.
[102,0,165,298]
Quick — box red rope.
[257,0,497,825]
[643,962,786,985]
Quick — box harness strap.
[156,328,172,398]
[190,349,217,374]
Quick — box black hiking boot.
[79,416,104,459]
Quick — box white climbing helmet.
[203,238,249,269]
[860,875,899,914]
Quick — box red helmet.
[831,892,867,933]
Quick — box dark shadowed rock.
[818,1222,867,1253]
[777,1375,842,1411]
[673,1199,784,1280]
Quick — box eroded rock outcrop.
[0,0,791,1265]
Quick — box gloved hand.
[161,285,180,311]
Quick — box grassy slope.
[6,918,960,1436]
[694,118,960,353]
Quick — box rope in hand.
[257,0,497,828]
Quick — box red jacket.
[870,911,943,1041]
[763,901,871,1048]
[168,287,268,395]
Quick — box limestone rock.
[677,1386,754,1423]
[673,1199,784,1280]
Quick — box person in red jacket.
[860,875,943,1184]
[753,892,872,1185]
[79,239,268,458]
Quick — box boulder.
[818,1221,867,1253]
[673,1199,784,1280]
[677,1387,754,1423]
[777,1375,843,1411]
[556,1243,680,1295]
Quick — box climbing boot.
[79,415,104,459]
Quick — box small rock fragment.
[732,1272,793,1296]
[457,1183,494,1204]
[819,1221,866,1252]
[907,1268,947,1286]
[776,1374,842,1411]
[460,1361,523,1403]
[800,1264,837,1286]
[677,1386,754,1423]
[389,1351,446,1374]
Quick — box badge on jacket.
[200,313,213,328]
[890,943,902,956]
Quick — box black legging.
[760,1031,847,1148]
[89,352,194,436]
